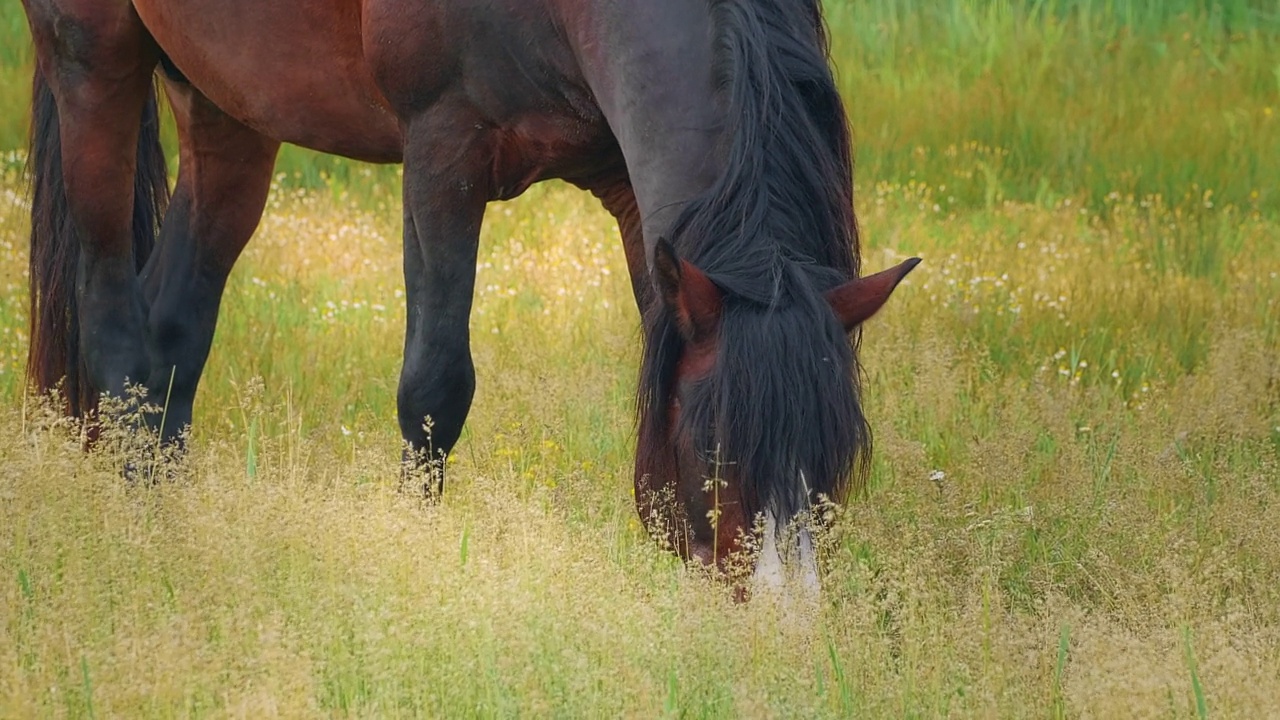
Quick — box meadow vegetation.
[2,0,1279,716]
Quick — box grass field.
[2,1,1280,717]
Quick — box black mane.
[638,0,870,530]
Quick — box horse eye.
[696,448,734,466]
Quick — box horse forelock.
[686,275,869,521]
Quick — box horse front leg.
[396,113,490,496]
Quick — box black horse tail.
[26,66,169,416]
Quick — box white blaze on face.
[753,510,787,590]
[797,526,819,593]
[753,469,822,598]
[752,510,821,598]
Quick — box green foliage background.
[2,1,1276,213]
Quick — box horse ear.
[826,258,922,331]
[653,238,722,342]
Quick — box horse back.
[134,0,401,161]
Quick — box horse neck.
[559,1,729,251]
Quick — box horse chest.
[486,113,619,201]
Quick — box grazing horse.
[22,0,918,585]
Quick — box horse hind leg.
[139,80,279,444]
[24,4,166,414]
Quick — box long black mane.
[638,0,870,529]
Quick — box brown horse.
[22,0,917,585]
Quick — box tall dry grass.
[2,164,1278,715]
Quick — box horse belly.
[135,0,402,162]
